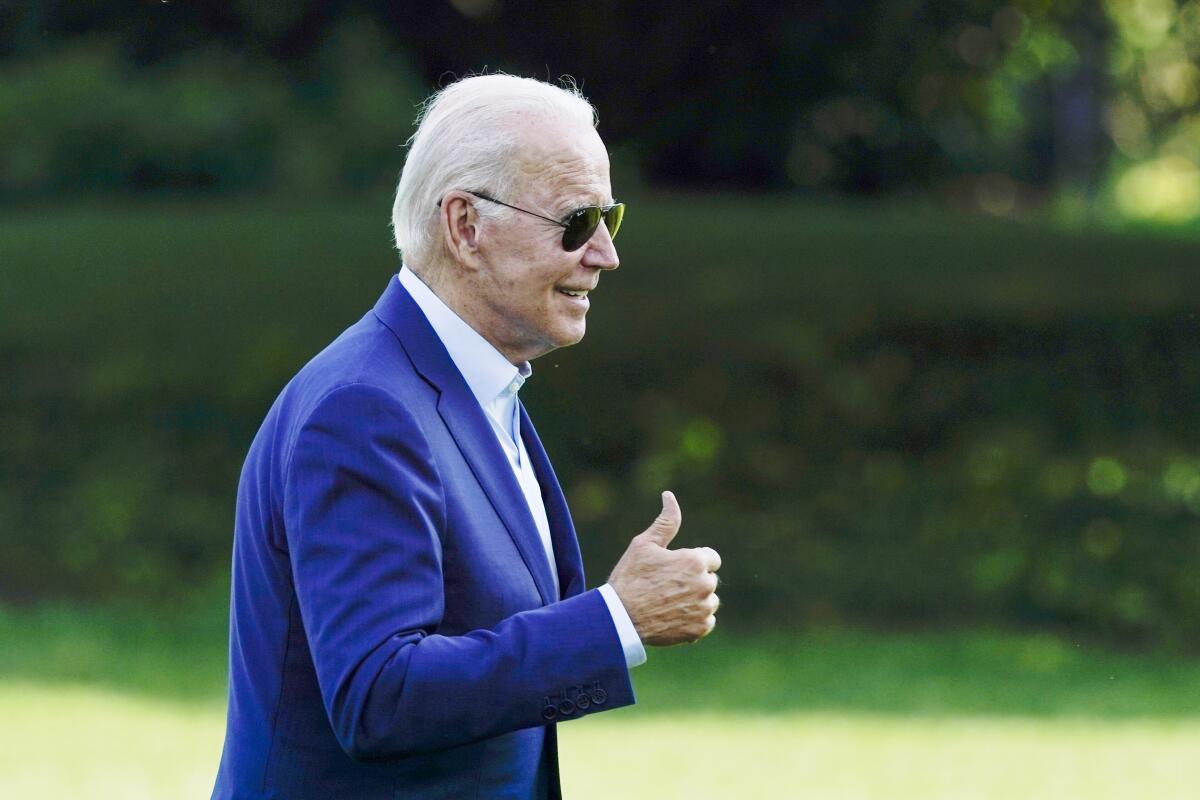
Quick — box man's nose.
[582,222,620,271]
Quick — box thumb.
[641,490,682,547]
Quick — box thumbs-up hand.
[607,491,722,646]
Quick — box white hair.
[391,73,598,270]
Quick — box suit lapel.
[373,278,560,606]
[519,402,586,600]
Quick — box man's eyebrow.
[556,192,612,214]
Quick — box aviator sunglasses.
[442,191,625,252]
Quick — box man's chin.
[566,321,587,345]
[550,322,586,350]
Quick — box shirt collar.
[398,266,531,407]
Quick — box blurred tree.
[0,0,1096,195]
[2,1,1198,212]
[1106,0,1200,221]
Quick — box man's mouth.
[556,288,590,298]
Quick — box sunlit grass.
[2,604,1200,797]
[2,683,1197,799]
[0,683,224,799]
[560,713,1199,799]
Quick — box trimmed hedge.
[3,195,1200,646]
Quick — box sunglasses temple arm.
[473,194,567,229]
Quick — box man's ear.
[440,192,483,269]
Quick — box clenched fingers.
[685,546,721,573]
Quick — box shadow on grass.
[3,601,1200,719]
[0,601,229,703]
[629,626,1200,719]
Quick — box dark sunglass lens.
[562,207,602,251]
[605,204,625,240]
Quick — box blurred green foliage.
[1107,0,1200,220]
[4,0,1200,217]
[0,18,424,197]
[3,195,1199,647]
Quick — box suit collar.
[372,277,562,605]
[373,275,460,392]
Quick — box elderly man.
[211,74,721,799]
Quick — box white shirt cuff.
[597,583,647,669]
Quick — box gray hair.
[391,73,598,270]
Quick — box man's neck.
[405,264,532,366]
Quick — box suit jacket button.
[589,684,607,705]
[557,696,576,716]
[542,698,558,721]
[575,692,591,711]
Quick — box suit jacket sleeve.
[282,382,635,761]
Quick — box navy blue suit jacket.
[212,278,635,799]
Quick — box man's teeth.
[558,289,588,297]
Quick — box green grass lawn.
[2,603,1198,798]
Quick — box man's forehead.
[511,119,611,203]
[512,111,598,148]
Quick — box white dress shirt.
[399,267,646,669]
